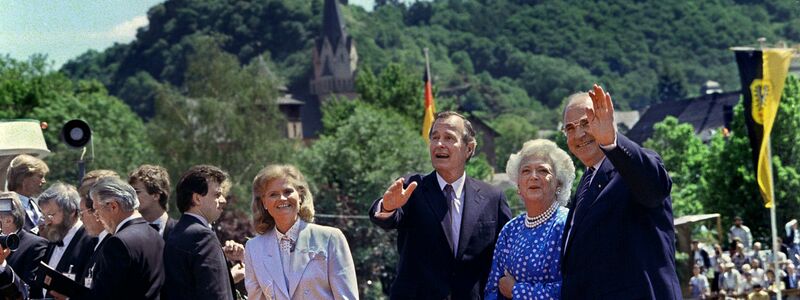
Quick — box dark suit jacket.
[79,217,165,300]
[369,172,511,300]
[163,214,233,300]
[561,134,681,299]
[40,225,94,291]
[7,230,47,299]
[77,234,111,287]
[0,265,26,300]
[162,217,177,242]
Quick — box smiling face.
[261,178,300,228]
[516,156,559,207]
[194,180,226,224]
[429,116,474,180]
[564,96,604,167]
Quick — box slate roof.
[627,91,740,143]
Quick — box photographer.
[0,192,47,299]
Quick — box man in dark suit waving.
[78,177,165,299]
[560,85,680,299]
[369,111,512,300]
[163,165,234,300]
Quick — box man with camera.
[0,191,47,298]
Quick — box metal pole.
[768,138,782,300]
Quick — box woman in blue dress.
[485,139,575,300]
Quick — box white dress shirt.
[46,220,83,270]
[151,212,170,236]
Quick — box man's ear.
[191,193,202,207]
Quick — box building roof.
[626,91,740,143]
[277,94,304,106]
[317,0,349,52]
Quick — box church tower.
[301,0,358,138]
[309,0,358,100]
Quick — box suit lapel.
[56,226,86,271]
[420,172,453,253]
[456,177,486,259]
[288,222,313,298]
[258,230,291,299]
[571,159,614,231]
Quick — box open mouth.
[277,203,292,209]
[434,153,450,159]
[577,139,594,148]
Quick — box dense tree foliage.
[1,55,156,184]
[644,76,800,244]
[61,0,799,124]
[148,36,291,211]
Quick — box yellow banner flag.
[756,49,793,208]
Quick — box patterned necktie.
[572,167,596,219]
[280,235,294,253]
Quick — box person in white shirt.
[689,264,710,299]
[729,216,754,250]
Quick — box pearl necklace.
[524,203,559,228]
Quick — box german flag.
[733,48,794,208]
[421,50,435,144]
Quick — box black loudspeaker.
[61,120,92,148]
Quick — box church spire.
[318,0,348,52]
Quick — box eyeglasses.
[562,117,590,135]
[79,208,95,216]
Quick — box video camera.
[0,197,21,251]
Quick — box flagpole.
[768,137,782,300]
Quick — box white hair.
[506,139,576,205]
[90,177,139,212]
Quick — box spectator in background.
[129,164,176,241]
[747,283,769,300]
[740,264,754,294]
[749,258,767,287]
[711,244,726,293]
[783,263,799,289]
[719,260,742,296]
[6,154,49,234]
[730,216,753,250]
[732,242,750,271]
[766,269,785,294]
[689,264,710,299]
[692,240,711,272]
[787,219,800,265]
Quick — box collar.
[151,212,169,225]
[18,194,31,207]
[275,219,303,242]
[185,213,210,228]
[591,157,606,171]
[436,171,466,196]
[59,220,84,248]
[98,230,109,241]
[114,214,138,234]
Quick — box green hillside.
[62,0,799,121]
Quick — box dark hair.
[176,165,229,213]
[128,165,171,210]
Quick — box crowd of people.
[687,217,800,300]
[0,84,690,299]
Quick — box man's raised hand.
[587,84,617,146]
[381,178,418,212]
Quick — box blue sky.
[1,0,375,68]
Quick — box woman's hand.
[499,269,516,298]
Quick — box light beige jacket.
[244,221,358,300]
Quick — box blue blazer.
[369,172,512,300]
[560,134,681,299]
